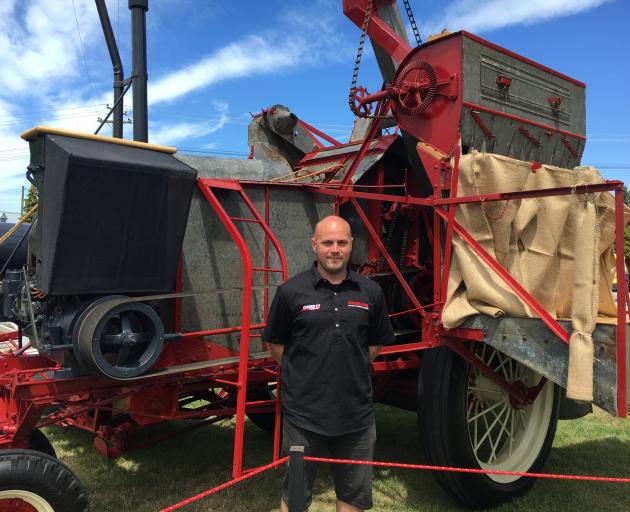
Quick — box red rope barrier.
[303,456,630,483]
[158,456,288,512]
[159,452,630,511]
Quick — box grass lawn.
[45,405,630,511]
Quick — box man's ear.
[311,237,317,252]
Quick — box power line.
[71,0,98,117]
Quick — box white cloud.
[149,101,230,145]
[0,100,30,213]
[0,0,102,94]
[422,0,610,36]
[148,35,307,106]
[148,1,348,106]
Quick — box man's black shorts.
[281,419,376,510]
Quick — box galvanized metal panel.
[177,154,335,353]
[461,35,585,168]
[462,36,585,136]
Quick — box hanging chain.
[403,0,423,46]
[348,0,374,117]
[348,0,423,118]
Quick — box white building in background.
[0,212,20,223]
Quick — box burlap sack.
[442,151,626,401]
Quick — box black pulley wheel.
[418,344,560,508]
[74,296,164,379]
[0,449,89,511]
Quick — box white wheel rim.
[466,344,554,483]
[0,490,55,512]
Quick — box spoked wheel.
[74,296,164,379]
[246,384,279,435]
[0,450,89,511]
[393,59,437,115]
[419,344,560,508]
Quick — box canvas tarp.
[442,151,626,401]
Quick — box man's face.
[311,219,353,276]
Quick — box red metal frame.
[0,12,627,509]
[463,102,586,142]
[197,178,288,476]
[298,119,342,147]
[615,190,628,418]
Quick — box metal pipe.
[129,0,149,142]
[95,0,124,138]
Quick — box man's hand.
[369,345,382,363]
[266,342,285,365]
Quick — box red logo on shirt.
[302,304,320,311]
[347,301,369,310]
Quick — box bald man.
[263,215,395,512]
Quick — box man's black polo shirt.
[262,263,395,436]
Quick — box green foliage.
[22,185,38,223]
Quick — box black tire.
[419,345,560,509]
[246,385,279,435]
[0,449,89,511]
[28,429,56,458]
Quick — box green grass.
[45,406,630,511]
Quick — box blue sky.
[0,0,628,214]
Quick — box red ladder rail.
[197,178,289,477]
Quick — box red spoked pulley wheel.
[349,86,373,117]
[393,59,437,115]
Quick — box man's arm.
[369,345,382,363]
[266,342,285,365]
[367,286,394,362]
[261,286,290,365]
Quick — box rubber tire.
[0,449,89,511]
[418,346,560,509]
[246,385,279,435]
[28,430,56,458]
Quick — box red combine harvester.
[0,1,627,510]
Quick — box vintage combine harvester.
[0,0,627,510]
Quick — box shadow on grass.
[44,406,630,512]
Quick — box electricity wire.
[71,0,98,117]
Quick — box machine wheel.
[393,59,437,115]
[74,296,164,379]
[419,344,559,509]
[28,430,56,458]
[0,449,89,512]
[246,385,279,435]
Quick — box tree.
[22,185,38,223]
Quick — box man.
[263,215,395,511]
